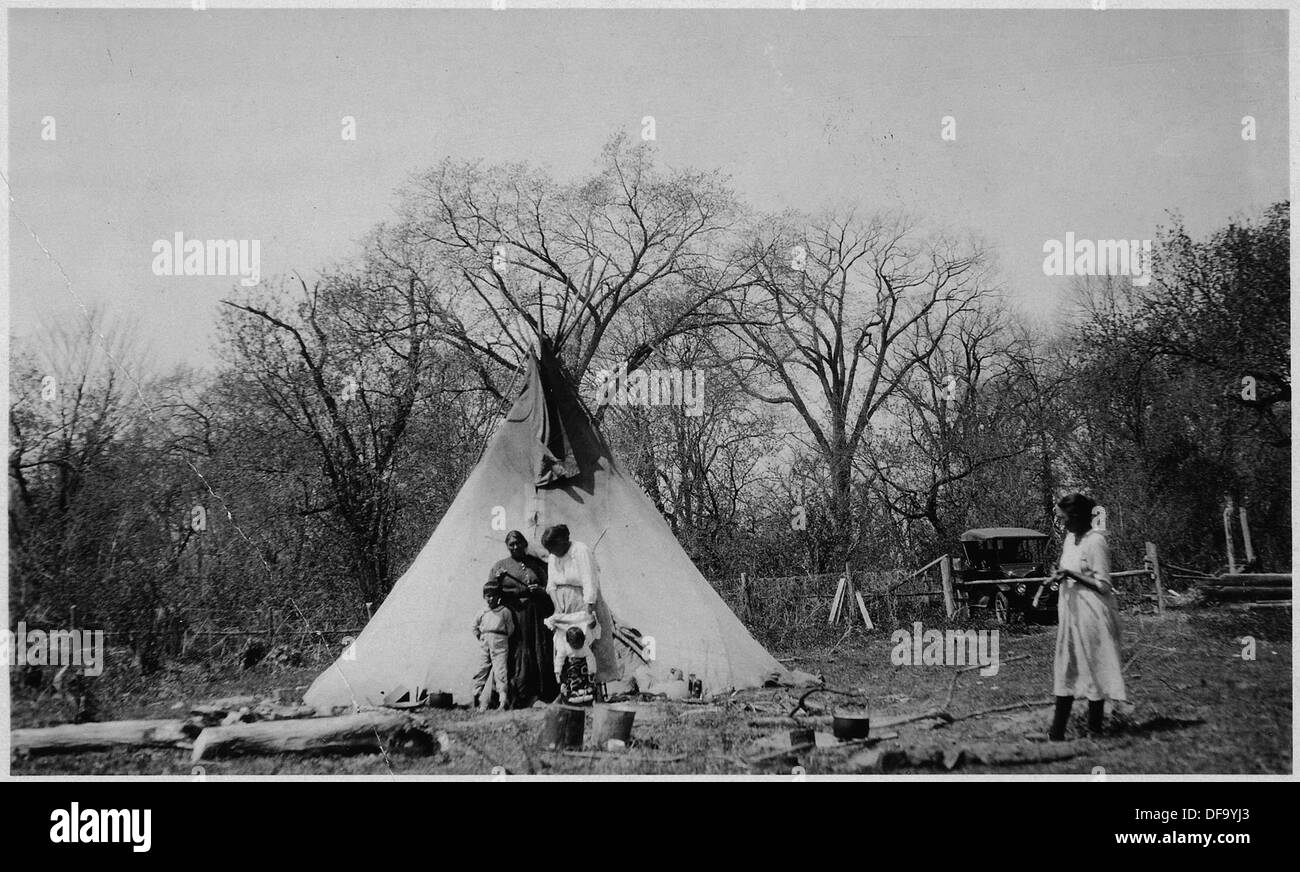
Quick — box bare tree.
[863,306,1039,543]
[219,267,451,603]
[375,133,751,390]
[728,211,993,565]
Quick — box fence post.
[1223,501,1237,573]
[1145,542,1165,616]
[1239,507,1255,567]
[739,572,750,622]
[940,555,956,620]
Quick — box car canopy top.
[960,527,1049,542]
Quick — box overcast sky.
[8,8,1288,373]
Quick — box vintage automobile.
[953,527,1058,624]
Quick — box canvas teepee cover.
[305,343,791,707]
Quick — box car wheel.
[993,592,1011,625]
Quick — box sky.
[7,8,1289,373]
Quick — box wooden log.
[844,562,858,627]
[911,554,946,578]
[191,710,431,762]
[855,591,873,630]
[956,576,1050,588]
[13,719,194,756]
[1211,574,1292,588]
[827,577,847,625]
[840,740,1085,773]
[1200,586,1292,600]
[253,703,319,721]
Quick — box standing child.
[472,582,516,711]
[554,624,598,706]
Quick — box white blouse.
[547,541,601,606]
[1059,530,1111,584]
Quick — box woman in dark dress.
[490,530,558,707]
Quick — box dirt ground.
[9,607,1291,776]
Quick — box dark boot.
[1049,695,1073,741]
[1088,699,1105,734]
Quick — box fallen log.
[13,719,194,756]
[1199,586,1291,600]
[1212,573,1292,588]
[253,703,318,721]
[840,740,1085,773]
[204,695,259,710]
[191,711,434,762]
[1225,602,1292,612]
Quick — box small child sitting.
[472,582,515,711]
[555,625,598,706]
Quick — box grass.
[9,606,1291,776]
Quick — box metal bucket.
[591,704,637,747]
[540,704,586,750]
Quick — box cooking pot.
[832,708,872,740]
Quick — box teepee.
[305,340,791,708]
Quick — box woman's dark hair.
[1057,493,1096,528]
[540,524,570,551]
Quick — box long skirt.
[508,595,558,706]
[1054,583,1127,701]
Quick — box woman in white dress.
[540,524,616,696]
[1049,492,1126,740]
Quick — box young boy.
[472,582,515,711]
[555,624,598,706]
